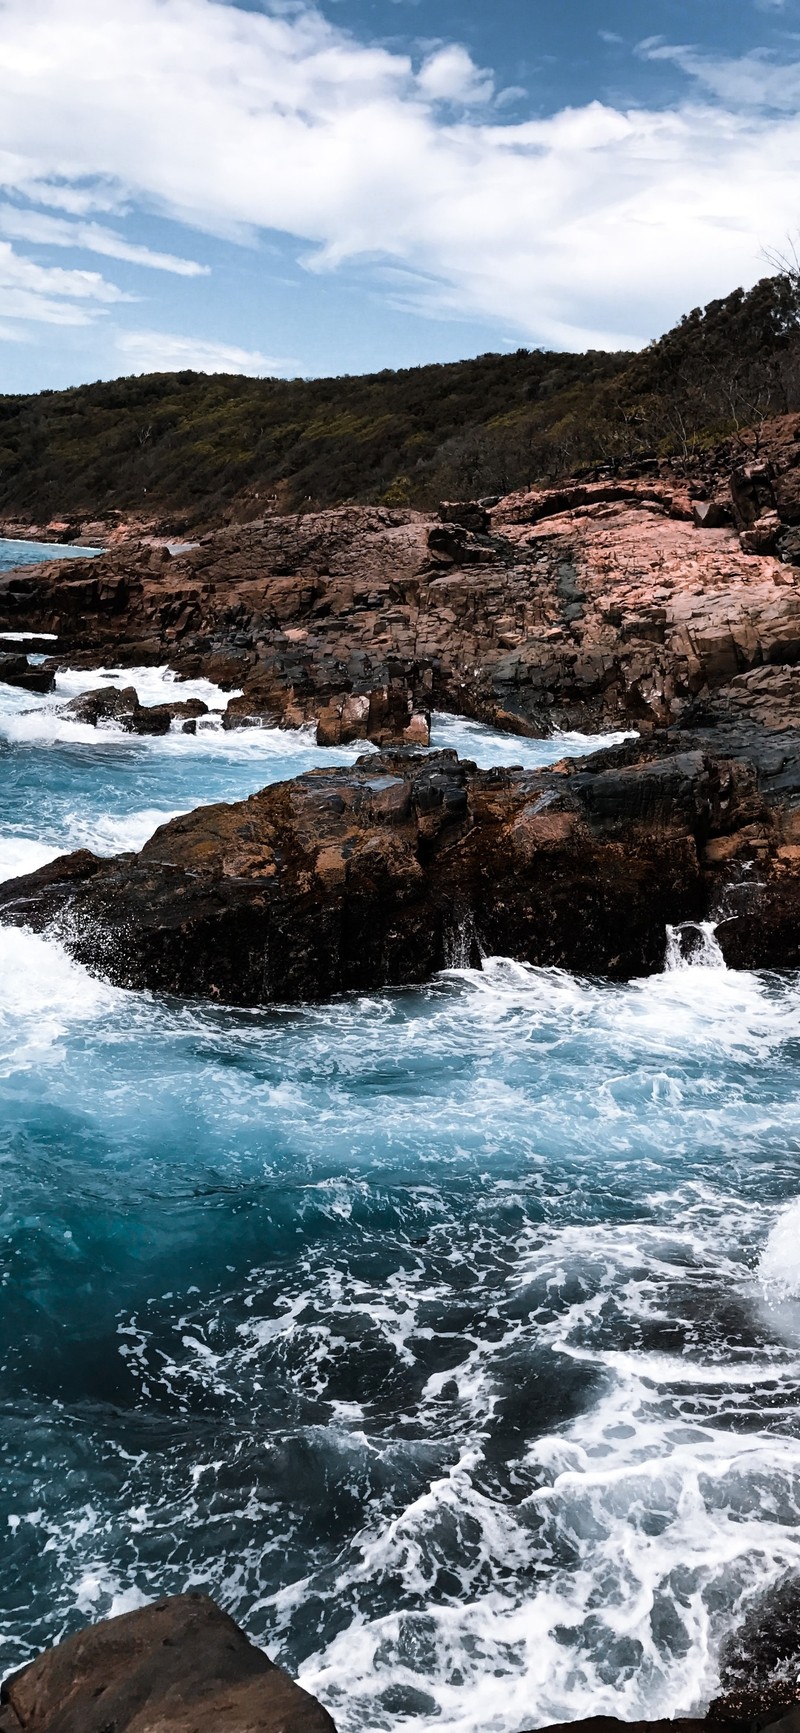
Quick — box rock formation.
[3,726,800,998]
[4,419,800,745]
[0,1593,335,1733]
[0,652,53,695]
[63,684,209,735]
[4,416,800,990]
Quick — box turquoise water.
[1,560,799,1731]
[0,536,104,571]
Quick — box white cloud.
[0,238,128,323]
[0,0,799,353]
[0,206,208,274]
[638,38,800,110]
[116,328,294,374]
[416,45,494,106]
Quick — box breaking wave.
[2,654,799,1732]
[1,932,800,1731]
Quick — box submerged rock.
[0,1592,335,1733]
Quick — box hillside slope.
[0,273,798,529]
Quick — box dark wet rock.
[65,684,141,725]
[438,499,491,533]
[730,461,778,532]
[159,697,208,722]
[128,703,171,735]
[5,735,800,1001]
[533,1717,800,1733]
[693,500,731,529]
[0,653,54,695]
[711,1578,800,1723]
[0,634,59,654]
[0,1592,335,1733]
[64,686,207,734]
[533,1720,713,1733]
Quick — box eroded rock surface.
[0,1593,335,1733]
[4,422,800,743]
[3,733,800,998]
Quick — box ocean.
[0,542,799,1733]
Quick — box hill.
[1,273,799,529]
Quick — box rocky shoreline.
[4,418,800,990]
[3,1590,800,1733]
[4,433,800,1726]
[2,424,800,752]
[2,722,800,998]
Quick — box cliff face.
[3,421,800,744]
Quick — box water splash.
[665,920,727,972]
[759,1200,800,1303]
[443,909,479,970]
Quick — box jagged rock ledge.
[3,729,800,1001]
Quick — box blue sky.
[1,0,800,390]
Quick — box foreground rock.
[3,733,800,999]
[0,1593,335,1733]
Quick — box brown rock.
[740,512,781,555]
[6,428,800,744]
[0,1593,335,1733]
[0,739,785,1001]
[403,711,430,745]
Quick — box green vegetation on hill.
[1,274,799,527]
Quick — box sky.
[2,0,800,390]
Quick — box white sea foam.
[0,925,124,1074]
[665,920,727,971]
[0,812,187,884]
[0,837,62,882]
[759,1200,800,1302]
[51,662,236,711]
[3,688,800,1733]
[432,712,636,768]
[0,630,58,641]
